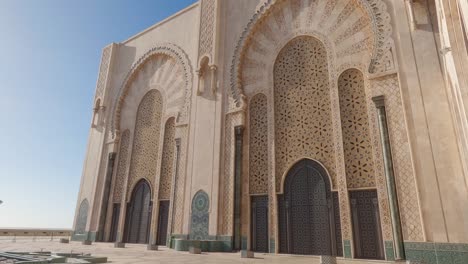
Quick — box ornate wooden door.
[251,196,268,252]
[278,159,333,255]
[125,180,152,244]
[350,190,384,260]
[157,201,170,245]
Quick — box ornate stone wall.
[371,75,424,242]
[172,126,188,234]
[127,90,163,197]
[338,69,375,188]
[113,130,130,203]
[249,94,268,195]
[159,118,176,200]
[198,0,215,58]
[274,36,336,191]
[75,199,89,234]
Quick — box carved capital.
[372,95,386,108]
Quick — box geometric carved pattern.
[75,199,89,234]
[113,130,130,203]
[158,118,175,201]
[127,90,163,197]
[371,75,424,241]
[249,94,268,194]
[190,190,210,240]
[172,127,188,234]
[339,69,375,188]
[274,36,335,191]
[95,45,112,100]
[199,0,215,57]
[232,0,395,104]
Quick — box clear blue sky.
[0,0,196,229]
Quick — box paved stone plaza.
[0,240,394,264]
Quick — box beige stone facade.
[72,1,468,263]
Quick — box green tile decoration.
[404,242,468,264]
[343,240,352,258]
[269,239,275,253]
[385,241,395,261]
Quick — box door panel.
[157,201,170,246]
[251,196,268,252]
[350,190,384,260]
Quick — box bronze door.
[157,201,170,246]
[109,203,120,242]
[125,180,152,244]
[251,196,268,252]
[350,190,384,260]
[278,159,333,255]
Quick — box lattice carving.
[221,112,243,235]
[339,69,375,188]
[249,94,268,194]
[371,75,423,241]
[75,199,89,234]
[172,126,188,234]
[127,90,163,197]
[95,45,112,100]
[159,118,175,200]
[199,0,215,57]
[113,130,130,203]
[274,36,336,191]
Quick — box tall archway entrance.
[124,180,152,244]
[278,159,336,255]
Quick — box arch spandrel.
[111,43,193,137]
[231,0,393,106]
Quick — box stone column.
[234,126,244,250]
[167,138,181,246]
[372,95,405,260]
[97,152,117,242]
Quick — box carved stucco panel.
[371,74,424,242]
[126,90,163,198]
[274,36,336,192]
[158,118,176,201]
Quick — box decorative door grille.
[278,159,334,255]
[350,190,384,260]
[124,180,152,244]
[251,195,268,252]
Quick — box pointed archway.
[278,159,337,255]
[124,179,152,244]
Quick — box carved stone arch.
[75,199,89,234]
[111,43,193,138]
[230,0,393,106]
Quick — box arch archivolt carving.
[230,0,393,107]
[112,43,193,138]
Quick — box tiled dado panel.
[405,242,468,264]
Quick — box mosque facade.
[72,1,468,263]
